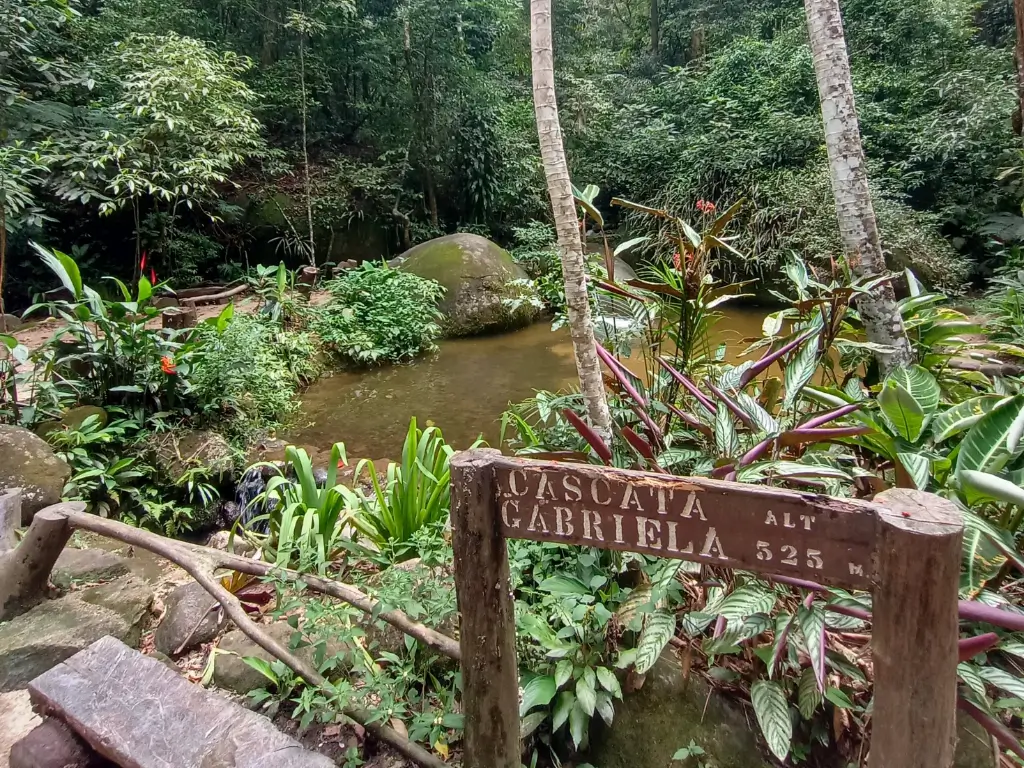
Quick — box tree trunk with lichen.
[530,0,613,442]
[804,0,913,373]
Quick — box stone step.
[27,636,334,768]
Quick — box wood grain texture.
[28,636,335,768]
[491,456,879,589]
[450,450,520,768]
[869,488,962,768]
[0,505,76,621]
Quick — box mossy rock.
[149,429,236,483]
[0,425,72,524]
[61,405,108,430]
[398,233,540,336]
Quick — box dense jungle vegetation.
[8,0,1024,766]
[2,0,1023,305]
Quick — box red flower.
[696,199,717,214]
[672,251,682,271]
[337,458,347,468]
[160,356,177,375]
[150,267,157,285]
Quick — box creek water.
[284,307,768,460]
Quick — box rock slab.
[51,548,130,589]
[28,636,334,768]
[9,718,111,768]
[0,577,153,692]
[0,426,72,523]
[154,581,227,656]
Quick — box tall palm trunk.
[804,0,913,374]
[530,0,612,441]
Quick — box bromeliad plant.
[244,443,359,573]
[350,418,474,562]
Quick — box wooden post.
[0,502,79,620]
[161,306,197,330]
[870,488,962,768]
[450,449,520,768]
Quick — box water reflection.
[285,307,768,459]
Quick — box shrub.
[312,262,444,365]
[188,313,321,438]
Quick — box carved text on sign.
[492,458,879,589]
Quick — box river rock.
[214,623,350,695]
[60,406,108,431]
[0,425,73,524]
[585,650,769,767]
[150,429,235,481]
[398,233,540,336]
[0,313,23,331]
[154,581,228,656]
[51,547,131,589]
[0,577,153,691]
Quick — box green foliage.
[312,263,444,365]
[188,313,321,438]
[350,418,469,562]
[244,444,359,572]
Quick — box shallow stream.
[284,307,769,460]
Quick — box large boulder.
[51,547,131,589]
[0,577,154,691]
[398,233,540,336]
[0,425,72,524]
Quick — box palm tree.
[804,0,913,373]
[530,0,613,440]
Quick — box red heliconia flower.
[160,356,177,375]
[150,267,157,285]
[140,251,147,271]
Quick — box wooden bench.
[26,636,334,768]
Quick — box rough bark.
[530,0,613,441]
[0,504,77,621]
[871,488,961,768]
[803,0,913,374]
[0,487,21,553]
[450,450,519,768]
[649,0,660,54]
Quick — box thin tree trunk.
[530,0,613,442]
[650,0,660,55]
[1015,0,1024,133]
[0,203,8,326]
[803,0,913,374]
[298,17,315,265]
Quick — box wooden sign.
[493,457,878,589]
[449,450,963,768]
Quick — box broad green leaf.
[897,451,931,490]
[574,194,604,229]
[519,675,557,716]
[576,673,597,717]
[798,667,822,719]
[32,243,83,299]
[736,393,779,436]
[932,396,1008,443]
[635,611,677,675]
[957,395,1024,474]
[521,711,547,738]
[797,605,825,692]
[596,666,622,698]
[614,236,649,257]
[595,691,615,726]
[714,402,739,457]
[552,690,574,730]
[751,680,792,761]
[978,666,1024,701]
[762,312,784,337]
[538,574,592,597]
[555,659,573,689]
[878,380,926,442]
[886,366,940,417]
[569,700,588,749]
[616,584,654,628]
[825,687,855,709]
[783,333,820,408]
[959,469,1024,508]
[712,585,776,621]
[137,275,153,303]
[958,663,987,701]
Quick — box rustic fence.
[449,449,963,768]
